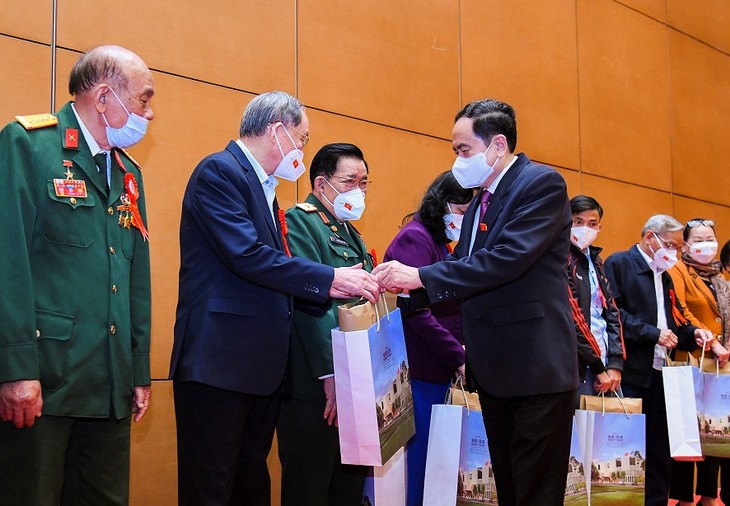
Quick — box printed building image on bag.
[589,415,645,505]
[564,418,588,505]
[457,412,497,505]
[699,373,730,458]
[372,328,414,462]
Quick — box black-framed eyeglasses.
[687,219,714,228]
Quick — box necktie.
[93,152,109,192]
[479,190,492,221]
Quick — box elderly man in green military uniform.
[0,45,155,505]
[277,143,374,505]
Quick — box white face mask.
[687,241,718,265]
[443,204,464,242]
[451,139,498,189]
[570,226,598,250]
[322,178,366,221]
[273,124,306,181]
[102,87,149,148]
[648,233,678,272]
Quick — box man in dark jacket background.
[567,195,624,398]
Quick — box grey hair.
[68,45,132,95]
[239,91,304,137]
[641,214,684,237]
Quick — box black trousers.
[623,370,672,506]
[670,456,730,502]
[477,387,576,506]
[174,380,281,506]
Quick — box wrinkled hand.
[323,377,338,427]
[709,340,730,367]
[606,368,622,392]
[658,329,679,349]
[330,263,380,304]
[0,380,43,428]
[132,386,151,423]
[695,329,715,350]
[593,371,613,393]
[372,261,423,293]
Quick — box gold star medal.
[53,159,87,198]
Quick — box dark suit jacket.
[604,245,698,389]
[418,154,579,397]
[384,217,464,384]
[170,141,333,396]
[567,244,624,380]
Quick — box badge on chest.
[53,160,88,198]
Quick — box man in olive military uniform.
[277,143,373,505]
[0,45,155,505]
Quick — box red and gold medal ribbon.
[114,150,149,241]
[278,209,291,257]
[669,288,689,327]
[370,249,378,267]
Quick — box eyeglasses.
[287,125,310,147]
[447,202,469,215]
[652,232,680,251]
[687,219,714,228]
[332,176,373,191]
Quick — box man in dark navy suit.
[604,214,711,506]
[374,98,579,506]
[170,91,379,506]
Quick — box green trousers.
[0,414,131,505]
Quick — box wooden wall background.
[2,1,729,503]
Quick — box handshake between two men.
[329,260,423,303]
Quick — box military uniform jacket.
[285,193,373,400]
[0,102,152,419]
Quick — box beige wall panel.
[0,0,52,43]
[298,0,460,139]
[461,0,579,170]
[555,166,581,198]
[56,0,296,93]
[615,0,666,21]
[130,380,177,505]
[268,432,282,506]
[668,31,730,207]
[667,0,730,54]
[673,196,730,247]
[0,37,51,123]
[54,50,302,379]
[577,0,671,191]
[303,109,455,257]
[581,175,673,257]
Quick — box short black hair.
[570,195,603,219]
[309,143,368,188]
[721,240,730,270]
[409,171,474,244]
[683,218,717,242]
[454,99,517,152]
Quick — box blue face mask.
[102,87,148,148]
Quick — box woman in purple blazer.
[384,171,473,506]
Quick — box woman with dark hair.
[383,171,473,506]
[668,218,730,506]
